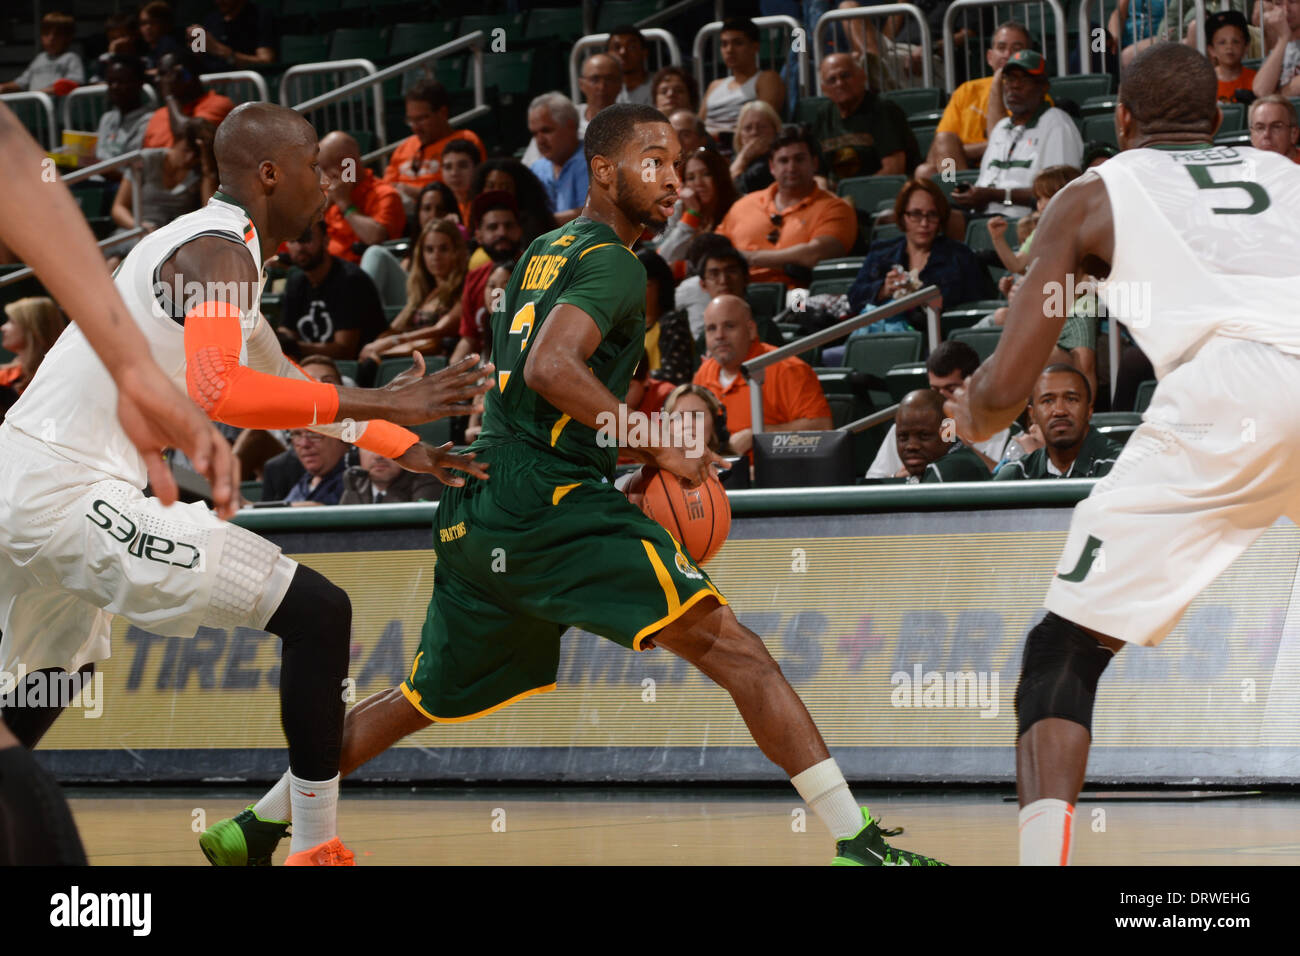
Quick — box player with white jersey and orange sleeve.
[0,102,494,866]
[946,42,1300,866]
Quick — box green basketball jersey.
[478,217,646,477]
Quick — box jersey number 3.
[1184,161,1270,215]
[498,301,535,392]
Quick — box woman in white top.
[700,18,785,145]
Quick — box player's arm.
[948,176,1114,441]
[1253,25,1287,97]
[524,303,725,487]
[0,102,238,516]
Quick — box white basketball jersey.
[1089,145,1300,380]
[5,196,264,488]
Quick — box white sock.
[288,772,339,853]
[791,757,864,840]
[1019,798,1074,865]
[252,771,291,822]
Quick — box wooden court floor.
[66,788,1300,865]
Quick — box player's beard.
[615,168,670,235]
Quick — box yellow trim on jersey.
[550,413,571,446]
[552,482,580,505]
[577,240,634,260]
[497,370,511,391]
[400,680,558,723]
[631,588,729,651]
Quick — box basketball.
[634,467,731,565]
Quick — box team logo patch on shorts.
[86,499,203,569]
[674,550,702,580]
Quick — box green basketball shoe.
[832,809,947,866]
[200,806,290,866]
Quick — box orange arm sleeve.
[278,352,419,459]
[185,300,341,429]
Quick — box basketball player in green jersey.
[211,104,944,866]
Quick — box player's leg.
[653,597,944,865]
[0,663,95,749]
[0,717,87,864]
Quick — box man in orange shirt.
[141,51,235,148]
[693,294,831,457]
[382,79,485,218]
[320,131,406,263]
[716,125,856,288]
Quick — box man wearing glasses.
[716,125,857,287]
[1248,94,1300,162]
[811,53,917,185]
[383,79,486,220]
[283,430,351,506]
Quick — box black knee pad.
[1014,612,1115,738]
[267,564,352,647]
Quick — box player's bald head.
[1119,42,1218,138]
[213,102,317,180]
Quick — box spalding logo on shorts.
[675,551,703,580]
[86,499,203,570]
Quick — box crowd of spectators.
[3,5,1289,503]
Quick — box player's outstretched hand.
[115,358,239,519]
[384,353,496,424]
[943,384,992,446]
[395,441,491,486]
[649,443,729,489]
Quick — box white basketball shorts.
[0,425,297,674]
[1045,335,1300,647]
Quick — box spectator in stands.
[250,353,345,499]
[383,79,486,220]
[639,251,695,385]
[652,65,699,114]
[283,429,349,506]
[669,109,712,155]
[142,51,235,148]
[729,100,782,194]
[1111,0,1170,67]
[954,51,1083,218]
[813,53,917,184]
[608,25,654,106]
[701,18,785,146]
[472,157,561,244]
[867,341,1011,478]
[994,365,1121,479]
[655,148,738,266]
[440,138,480,227]
[675,234,748,336]
[361,219,467,364]
[465,189,524,274]
[278,220,387,361]
[578,53,626,135]
[106,119,217,266]
[527,92,588,225]
[453,258,513,378]
[187,0,275,73]
[95,55,152,165]
[0,12,83,95]
[918,21,1032,179]
[985,165,1080,275]
[139,2,181,74]
[886,389,990,483]
[88,10,143,83]
[1250,93,1300,160]
[1253,0,1300,95]
[360,180,458,308]
[1208,10,1258,102]
[319,130,406,263]
[0,297,66,394]
[693,294,831,457]
[341,447,439,504]
[719,125,857,288]
[664,383,732,455]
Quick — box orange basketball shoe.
[285,837,355,866]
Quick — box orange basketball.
[637,468,731,565]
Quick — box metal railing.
[743,285,940,435]
[1077,0,1205,76]
[287,32,489,168]
[693,15,812,107]
[0,148,146,288]
[1,90,57,149]
[945,0,1069,92]
[280,59,386,148]
[636,0,727,29]
[814,4,935,91]
[200,69,271,106]
[569,29,683,104]
[62,83,159,132]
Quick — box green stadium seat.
[261,293,282,322]
[596,0,663,33]
[881,87,943,116]
[525,7,586,41]
[1049,74,1113,104]
[1134,378,1156,413]
[794,95,829,126]
[1081,113,1118,148]
[377,354,448,386]
[808,276,855,298]
[948,326,1001,361]
[1080,95,1117,118]
[382,305,403,324]
[811,257,864,284]
[912,125,936,161]
[334,359,359,383]
[930,168,981,202]
[870,222,903,243]
[280,34,331,65]
[345,129,376,154]
[843,330,922,379]
[941,300,1003,333]
[1218,102,1245,132]
[884,361,928,403]
[1091,411,1141,446]
[483,49,534,96]
[965,217,1020,253]
[745,282,786,323]
[240,479,263,503]
[329,27,389,63]
[838,174,907,214]
[458,13,528,42]
[411,419,452,446]
[388,22,458,59]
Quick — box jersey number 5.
[1184,161,1270,215]
[498,301,536,392]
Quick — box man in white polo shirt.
[952,50,1083,218]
